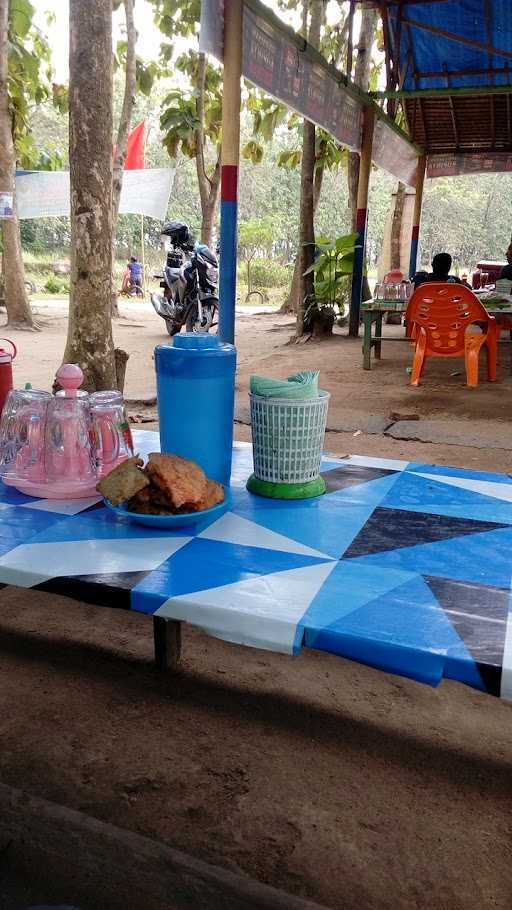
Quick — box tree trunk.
[196,52,221,246]
[347,8,377,227]
[0,0,36,329]
[111,0,137,315]
[64,0,118,392]
[281,162,324,315]
[296,0,323,338]
[347,8,377,308]
[112,0,137,234]
[199,157,221,247]
[390,181,406,271]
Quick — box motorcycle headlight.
[206,265,218,283]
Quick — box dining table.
[0,429,511,701]
[362,292,512,369]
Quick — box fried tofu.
[99,452,224,516]
[96,456,149,506]
[128,484,174,515]
[194,479,224,511]
[145,453,207,510]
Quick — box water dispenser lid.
[155,333,236,378]
[173,334,220,350]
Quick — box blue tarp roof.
[384,0,512,90]
[374,1,512,152]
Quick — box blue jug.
[154,334,237,486]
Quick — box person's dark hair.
[130,256,137,262]
[432,252,452,277]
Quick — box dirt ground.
[0,588,511,910]
[0,298,511,908]
[5,297,512,471]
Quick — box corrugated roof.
[368,1,512,152]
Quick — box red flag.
[124,121,146,170]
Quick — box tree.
[63,0,118,391]
[0,0,33,328]
[347,7,378,228]
[112,0,137,236]
[390,182,406,270]
[0,0,63,329]
[237,217,275,294]
[296,0,324,337]
[245,2,351,318]
[150,0,222,246]
[160,51,222,245]
[346,6,378,312]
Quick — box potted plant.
[303,232,360,337]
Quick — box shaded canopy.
[367,0,512,153]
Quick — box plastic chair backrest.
[407,283,490,355]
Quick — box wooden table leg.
[362,311,373,370]
[153,616,182,672]
[374,313,383,359]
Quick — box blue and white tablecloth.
[0,430,511,700]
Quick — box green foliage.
[44,275,69,294]
[244,89,347,181]
[238,217,278,292]
[237,218,276,261]
[114,39,160,97]
[304,233,360,319]
[8,0,65,168]
[247,259,291,289]
[149,0,200,42]
[160,52,222,160]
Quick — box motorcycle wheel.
[186,301,218,334]
[165,320,181,336]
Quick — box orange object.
[406,283,498,388]
[125,121,146,170]
[384,269,404,283]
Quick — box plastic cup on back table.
[89,390,134,478]
[44,394,96,484]
[0,388,51,481]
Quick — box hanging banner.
[372,120,418,187]
[200,0,420,176]
[0,193,14,219]
[241,5,362,152]
[15,169,175,221]
[427,152,512,179]
[199,0,224,58]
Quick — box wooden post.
[349,107,374,338]
[153,617,182,672]
[140,214,146,297]
[409,154,426,278]
[219,0,243,345]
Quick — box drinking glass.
[89,390,134,477]
[44,395,96,484]
[0,388,51,480]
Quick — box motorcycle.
[151,221,219,336]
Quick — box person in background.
[127,255,143,290]
[413,253,461,289]
[499,243,512,280]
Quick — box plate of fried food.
[97,452,230,528]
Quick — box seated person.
[413,253,461,289]
[499,243,512,280]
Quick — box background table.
[362,300,407,369]
[0,430,511,699]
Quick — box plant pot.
[306,306,335,338]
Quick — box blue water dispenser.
[154,334,237,486]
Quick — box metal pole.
[409,154,426,278]
[219,0,243,344]
[349,107,375,338]
[140,214,146,297]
